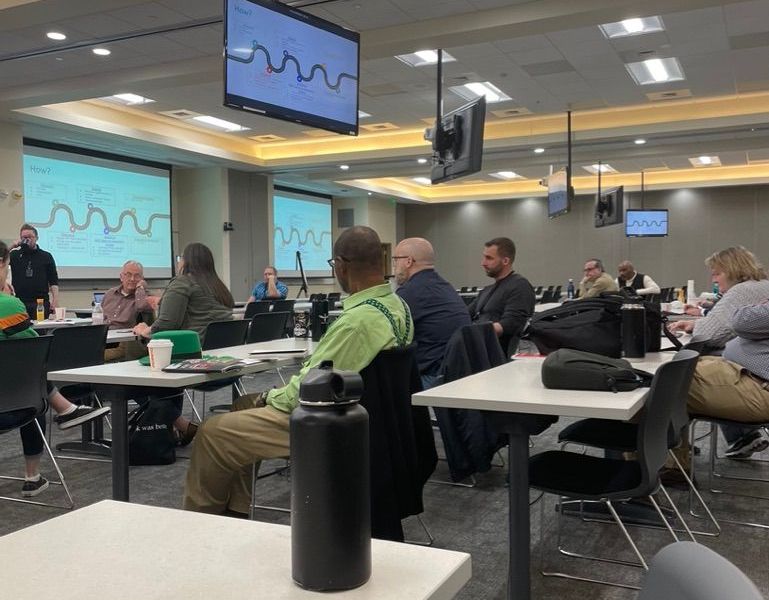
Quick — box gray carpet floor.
[1,368,767,599]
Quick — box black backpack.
[128,397,177,466]
[541,348,653,392]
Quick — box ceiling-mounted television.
[547,168,572,218]
[626,209,669,237]
[594,185,624,228]
[428,96,486,184]
[224,0,360,136]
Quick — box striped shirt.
[691,279,769,347]
[723,301,769,380]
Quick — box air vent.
[491,107,532,118]
[646,89,692,101]
[360,122,399,132]
[159,109,201,119]
[249,134,286,142]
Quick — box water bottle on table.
[92,302,104,325]
[566,279,575,300]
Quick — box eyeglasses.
[391,256,410,263]
[327,256,351,269]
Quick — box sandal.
[175,422,199,447]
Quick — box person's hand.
[684,305,701,317]
[668,320,694,333]
[136,279,148,290]
[11,238,21,248]
[268,274,276,286]
[132,322,152,338]
[146,295,160,311]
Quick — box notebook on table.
[162,356,261,373]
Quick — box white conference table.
[32,318,138,343]
[48,337,314,501]
[3,500,472,600]
[412,351,676,600]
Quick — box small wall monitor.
[224,0,360,136]
[625,209,669,237]
[594,185,624,228]
[429,96,486,184]
[547,168,572,218]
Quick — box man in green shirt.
[184,226,413,515]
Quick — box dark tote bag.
[128,397,177,466]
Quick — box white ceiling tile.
[107,2,191,29]
[507,46,565,66]
[547,26,606,46]
[493,35,554,54]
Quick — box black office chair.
[534,286,544,296]
[244,301,273,319]
[247,311,291,343]
[326,293,341,307]
[529,350,700,589]
[460,286,470,293]
[540,289,555,304]
[552,285,563,302]
[196,319,250,415]
[0,336,74,509]
[47,325,111,458]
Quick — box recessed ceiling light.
[412,177,432,185]
[394,50,456,67]
[367,192,373,196]
[490,171,523,180]
[450,81,511,103]
[626,57,685,85]
[339,164,350,171]
[634,138,647,145]
[358,110,371,119]
[583,164,618,174]
[599,16,664,38]
[46,31,66,41]
[533,147,545,154]
[92,48,111,56]
[689,155,721,167]
[417,158,428,164]
[102,93,155,106]
[191,115,250,132]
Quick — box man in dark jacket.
[467,237,535,356]
[393,237,471,388]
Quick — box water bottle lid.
[299,361,364,406]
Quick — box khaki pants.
[104,340,147,363]
[688,356,769,423]
[183,405,290,514]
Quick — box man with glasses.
[577,258,618,299]
[102,260,159,361]
[9,223,59,319]
[392,237,470,389]
[184,226,414,517]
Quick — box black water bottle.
[290,361,370,591]
[621,303,646,359]
[310,299,329,341]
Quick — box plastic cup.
[54,307,67,320]
[147,339,174,371]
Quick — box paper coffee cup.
[54,307,67,320]
[147,339,174,371]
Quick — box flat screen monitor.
[22,141,172,279]
[625,209,669,237]
[224,0,360,136]
[272,190,332,278]
[93,292,105,305]
[594,185,624,228]
[547,168,571,218]
[430,96,486,184]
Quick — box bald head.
[393,237,436,285]
[618,260,636,282]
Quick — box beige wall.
[0,121,24,244]
[404,185,769,294]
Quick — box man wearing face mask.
[9,224,59,320]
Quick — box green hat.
[138,330,202,365]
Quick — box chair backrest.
[247,311,290,343]
[639,542,763,600]
[202,319,250,350]
[0,336,52,416]
[636,349,699,489]
[534,285,544,295]
[540,290,554,304]
[48,324,109,372]
[668,351,700,446]
[272,299,295,313]
[460,286,470,293]
[244,301,273,319]
[440,322,507,383]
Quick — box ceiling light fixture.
[490,171,523,180]
[412,177,432,185]
[358,110,371,119]
[92,48,111,56]
[599,16,665,38]
[394,50,456,67]
[46,31,66,41]
[191,115,250,132]
[450,81,511,103]
[339,164,350,171]
[533,147,545,154]
[634,138,647,145]
[688,155,721,167]
[102,93,155,106]
[583,164,617,174]
[417,158,428,164]
[626,57,684,85]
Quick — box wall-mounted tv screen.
[272,190,332,278]
[594,185,624,228]
[626,209,669,237]
[547,168,571,218]
[22,141,172,279]
[429,96,486,184]
[224,0,360,136]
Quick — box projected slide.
[23,147,172,278]
[626,210,669,237]
[226,0,358,132]
[273,194,332,277]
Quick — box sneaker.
[724,429,769,459]
[54,405,111,430]
[21,476,49,497]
